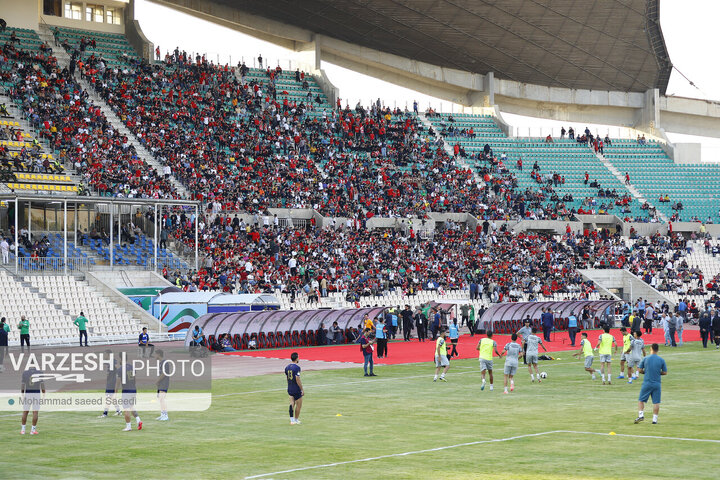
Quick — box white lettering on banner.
[8,353,118,372]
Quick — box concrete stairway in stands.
[418,113,484,186]
[594,149,667,221]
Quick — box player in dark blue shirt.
[21,368,45,435]
[99,350,122,418]
[284,352,304,425]
[138,327,154,358]
[121,362,142,431]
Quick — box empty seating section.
[29,275,140,338]
[82,233,187,269]
[603,140,720,222]
[0,270,74,343]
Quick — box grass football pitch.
[2,342,719,479]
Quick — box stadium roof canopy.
[187,0,671,94]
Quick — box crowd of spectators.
[1,39,176,198]
[160,211,596,304]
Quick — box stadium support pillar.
[27,200,31,240]
[110,204,114,270]
[14,198,18,275]
[63,200,67,275]
[634,88,660,136]
[467,71,494,109]
[74,204,78,246]
[195,205,199,272]
[154,204,158,272]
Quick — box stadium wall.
[0,0,38,30]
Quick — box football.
[540,372,548,379]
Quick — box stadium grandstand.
[0,0,718,353]
[2,2,720,479]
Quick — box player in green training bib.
[573,332,600,380]
[594,326,618,384]
[618,326,632,379]
[477,331,503,391]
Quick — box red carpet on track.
[224,329,700,365]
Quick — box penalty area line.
[244,430,720,479]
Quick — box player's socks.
[124,422,132,431]
[439,375,447,382]
[294,419,301,425]
[433,375,438,381]
[489,385,494,391]
[20,425,25,434]
[30,426,36,434]
[530,374,534,382]
[510,381,514,392]
[652,415,658,424]
[289,405,294,418]
[591,374,596,380]
[480,379,486,390]
[639,411,644,418]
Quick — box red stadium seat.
[306,330,316,346]
[258,332,267,349]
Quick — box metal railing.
[13,256,92,274]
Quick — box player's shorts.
[120,391,137,410]
[638,383,661,404]
[22,392,41,411]
[526,354,538,364]
[479,359,493,371]
[584,355,594,368]
[504,363,518,375]
[435,355,449,368]
[599,354,612,363]
[620,352,628,362]
[627,357,642,368]
[288,389,303,400]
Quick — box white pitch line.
[556,429,720,443]
[244,430,720,479]
[243,430,562,479]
